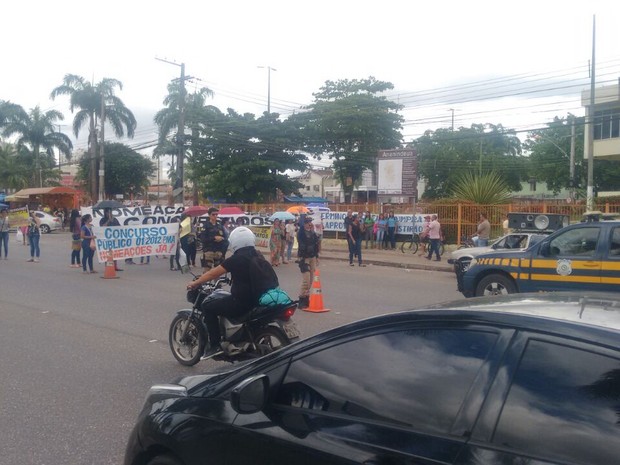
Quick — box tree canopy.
[76,142,154,198]
[288,77,403,202]
[415,123,525,200]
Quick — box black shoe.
[434,258,441,261]
[298,296,309,309]
[115,268,124,271]
[425,256,431,260]
[359,263,366,267]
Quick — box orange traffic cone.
[304,269,330,313]
[102,250,119,279]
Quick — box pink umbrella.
[183,205,210,217]
[219,206,244,215]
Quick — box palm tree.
[50,74,137,201]
[0,100,27,130]
[154,82,214,204]
[1,106,72,187]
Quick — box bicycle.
[401,234,446,256]
[400,233,421,254]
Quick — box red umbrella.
[219,206,244,215]
[183,205,210,217]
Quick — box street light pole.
[449,108,455,131]
[586,15,596,211]
[258,66,277,113]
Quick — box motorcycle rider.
[186,226,278,357]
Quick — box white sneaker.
[34,258,40,263]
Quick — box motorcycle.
[169,274,301,366]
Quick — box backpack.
[249,253,280,304]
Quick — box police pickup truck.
[461,216,620,298]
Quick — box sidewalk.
[262,239,454,273]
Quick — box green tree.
[50,74,137,201]
[415,123,524,199]
[1,106,72,187]
[525,115,620,196]
[76,142,154,198]
[289,77,403,202]
[0,143,29,189]
[189,109,307,202]
[154,82,216,203]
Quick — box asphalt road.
[0,231,462,465]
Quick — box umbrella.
[94,200,124,209]
[219,206,244,215]
[269,211,296,221]
[183,205,210,217]
[286,205,310,214]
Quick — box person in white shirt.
[426,214,442,261]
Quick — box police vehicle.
[460,212,620,297]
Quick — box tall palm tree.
[1,106,72,187]
[50,74,137,201]
[154,82,214,204]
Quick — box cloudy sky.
[2,0,620,165]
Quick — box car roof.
[424,292,620,332]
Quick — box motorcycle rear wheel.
[251,327,290,357]
[169,314,206,366]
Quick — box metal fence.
[211,201,620,245]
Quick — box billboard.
[377,149,417,198]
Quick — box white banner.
[92,223,179,263]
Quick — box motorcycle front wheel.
[251,327,290,357]
[169,314,206,366]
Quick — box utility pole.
[569,116,576,202]
[586,15,596,211]
[258,66,277,113]
[449,108,455,131]
[156,58,189,206]
[98,93,106,202]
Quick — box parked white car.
[34,211,62,233]
[448,233,548,272]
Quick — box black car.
[125,293,620,465]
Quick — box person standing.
[69,209,82,268]
[297,217,320,309]
[386,211,398,250]
[375,213,387,249]
[0,209,9,259]
[363,211,375,249]
[502,214,511,235]
[179,213,194,267]
[476,212,491,246]
[199,207,228,273]
[285,219,297,263]
[426,214,442,261]
[99,207,123,271]
[80,214,96,273]
[343,209,354,253]
[348,214,365,266]
[27,211,41,262]
[269,218,284,266]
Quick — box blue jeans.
[286,240,294,261]
[29,234,40,258]
[82,244,94,271]
[387,227,396,249]
[428,238,441,260]
[349,238,362,265]
[0,231,8,257]
[478,238,489,247]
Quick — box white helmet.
[228,226,256,253]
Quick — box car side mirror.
[231,375,269,414]
[539,241,550,257]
